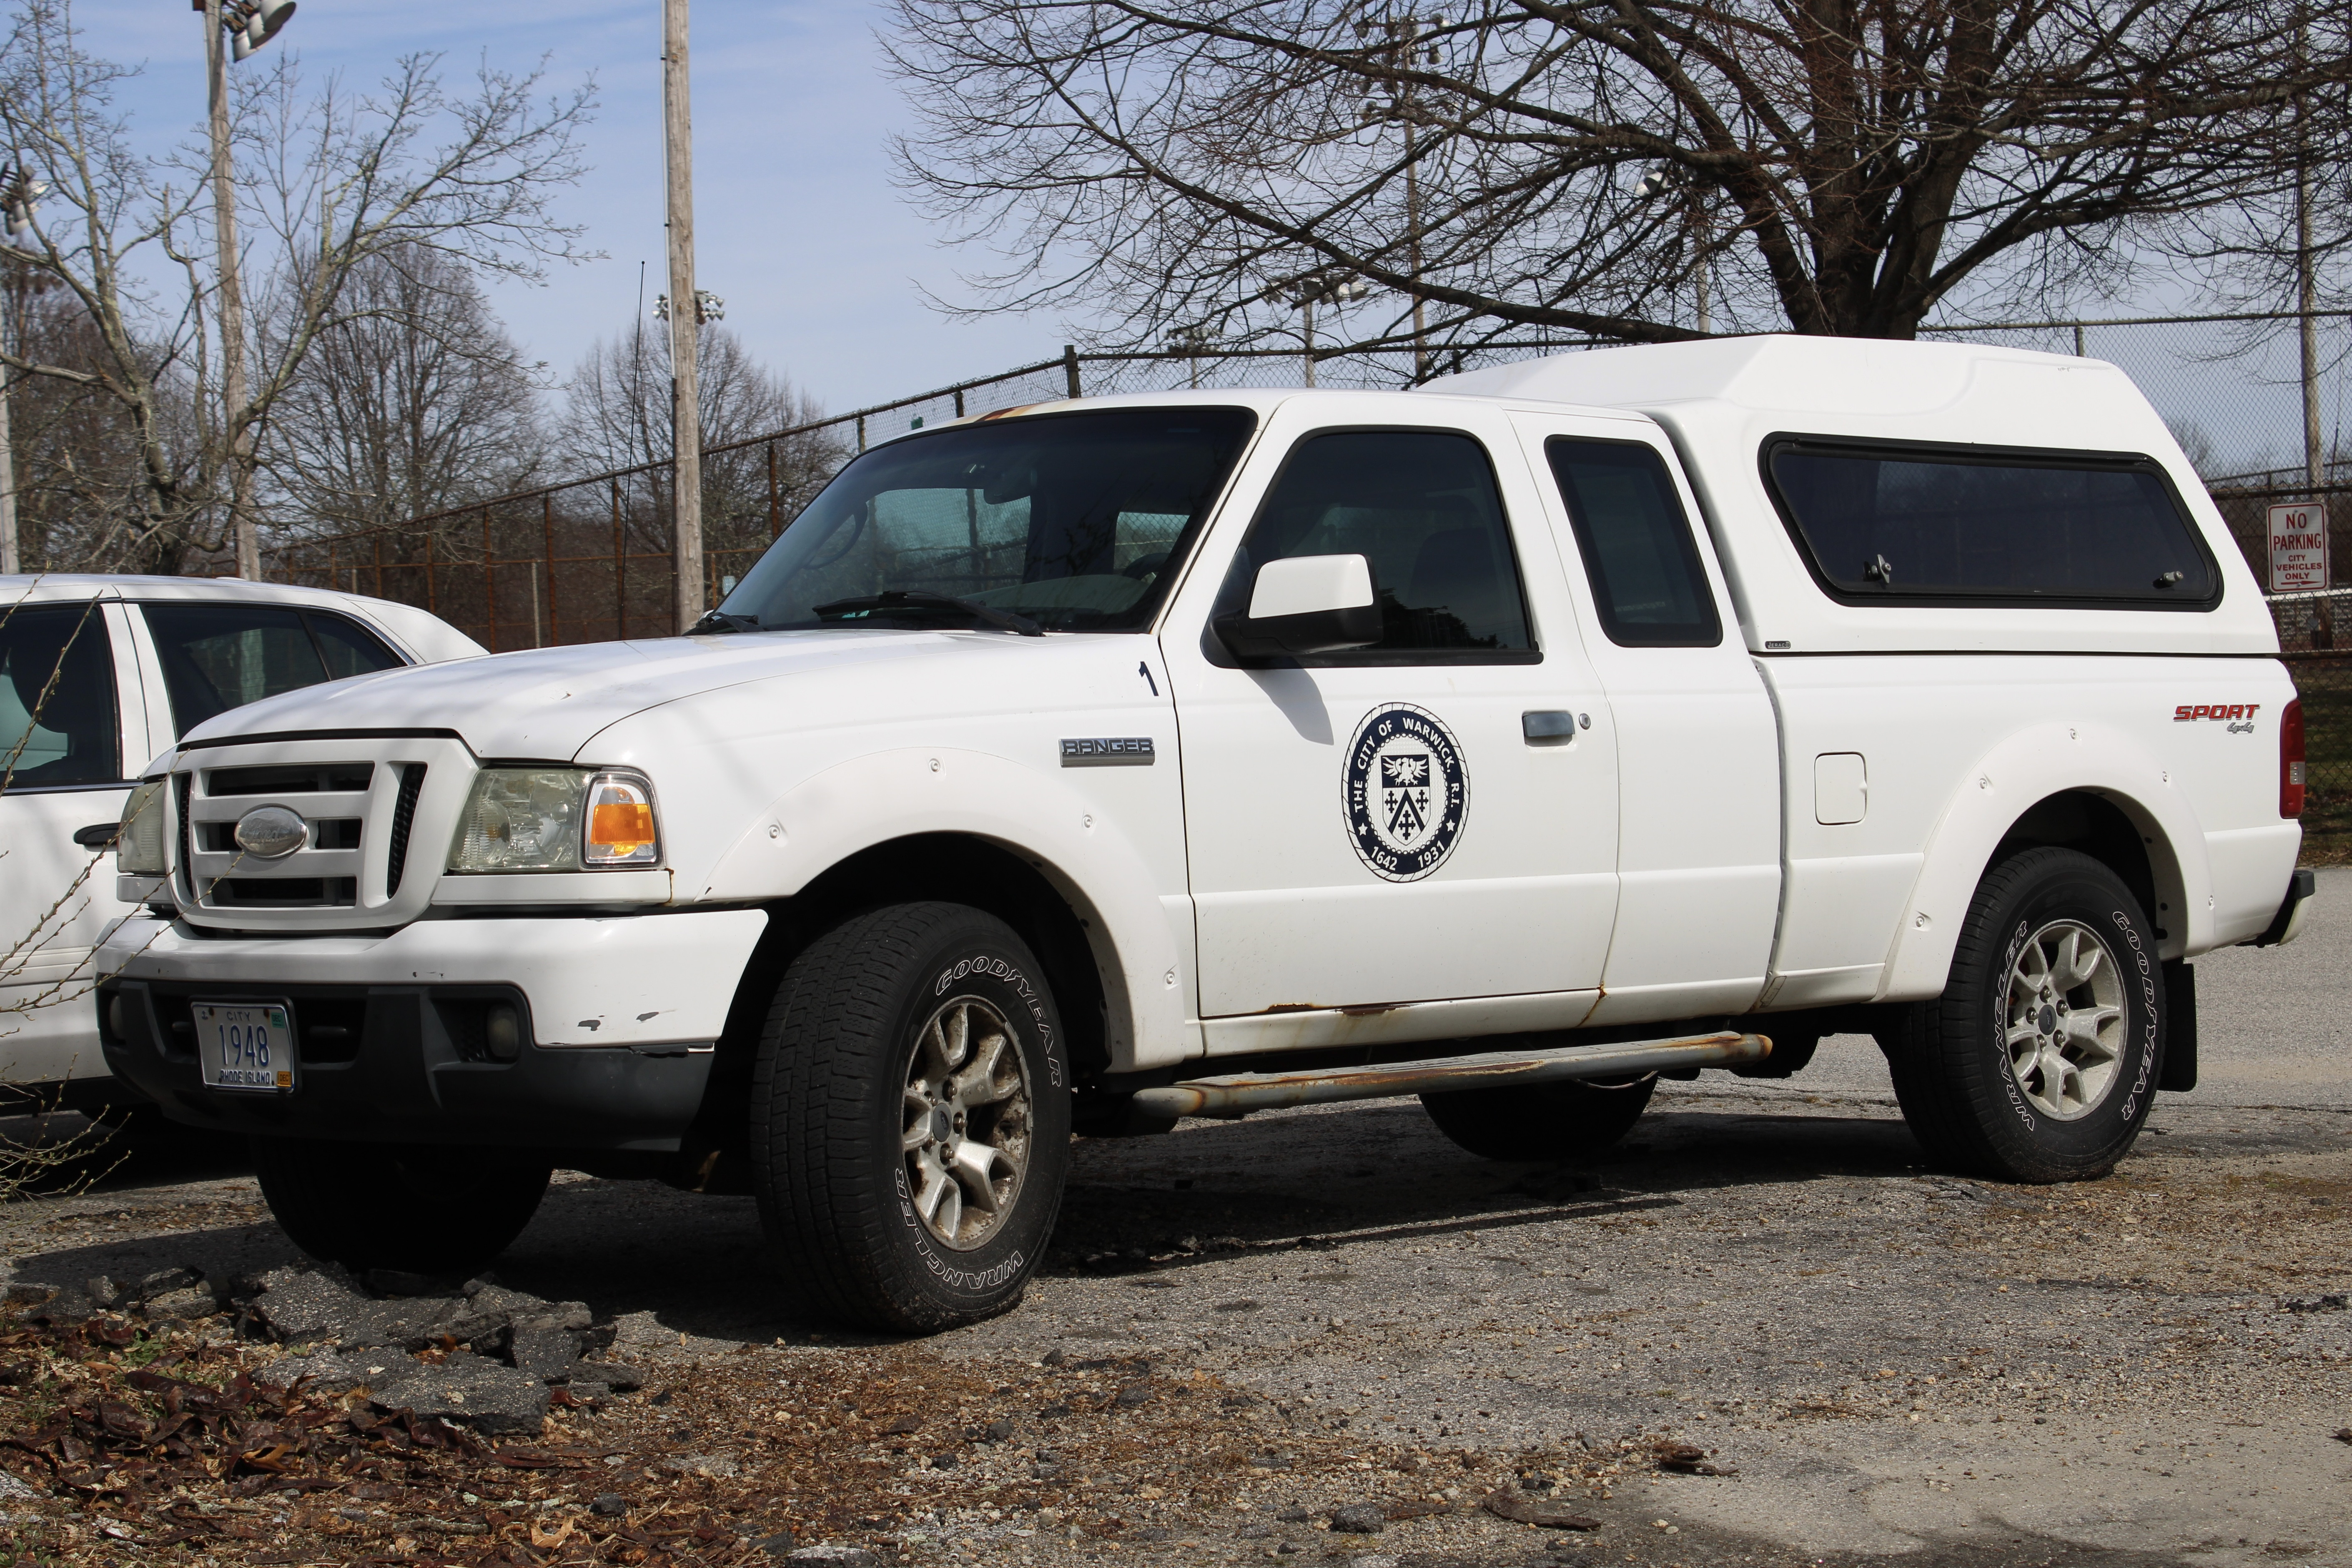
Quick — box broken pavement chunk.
[367,1350,550,1434]
[1481,1489,1602,1530]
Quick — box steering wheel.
[1122,550,1171,581]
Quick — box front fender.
[695,747,1196,1072]
[1877,721,2207,1001]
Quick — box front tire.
[1419,1076,1656,1162]
[750,902,1072,1334]
[1884,847,2163,1183]
[251,1138,551,1276]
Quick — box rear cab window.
[1545,437,1723,647]
[1763,436,2217,608]
[0,602,120,789]
[1210,428,1537,663]
[140,604,404,737]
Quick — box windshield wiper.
[811,590,1044,637]
[691,609,764,634]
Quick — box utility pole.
[2295,32,2322,497]
[203,0,258,580]
[664,0,703,633]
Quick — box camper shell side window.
[1760,434,2221,611]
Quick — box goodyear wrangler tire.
[750,902,1072,1334]
[1418,1075,1656,1162]
[250,1137,552,1275]
[1886,847,2164,1184]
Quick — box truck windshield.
[715,406,1257,634]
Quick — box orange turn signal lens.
[582,774,661,866]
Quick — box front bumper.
[95,908,767,1149]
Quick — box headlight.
[116,781,168,876]
[446,768,663,874]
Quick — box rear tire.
[1420,1076,1656,1161]
[1884,847,2162,1183]
[251,1138,551,1275]
[749,902,1072,1334]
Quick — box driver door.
[1160,399,1620,1049]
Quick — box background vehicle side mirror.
[1213,554,1384,661]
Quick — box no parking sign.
[2268,501,2330,592]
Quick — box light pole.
[1635,165,1713,335]
[1269,270,1369,387]
[1358,13,1444,382]
[663,0,705,633]
[1165,324,1218,389]
[199,0,294,581]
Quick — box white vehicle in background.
[95,337,2310,1334]
[0,576,482,1114]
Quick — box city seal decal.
[1343,703,1469,882]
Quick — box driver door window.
[1210,429,1536,660]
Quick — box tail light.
[2281,697,2306,818]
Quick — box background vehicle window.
[1217,429,1533,658]
[1766,440,2216,604]
[141,604,402,737]
[0,602,120,788]
[720,407,1257,632]
[1546,438,1722,647]
[309,613,403,680]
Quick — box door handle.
[1522,710,1582,743]
[74,822,120,849]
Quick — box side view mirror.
[1214,554,1384,661]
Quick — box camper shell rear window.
[1761,435,2219,610]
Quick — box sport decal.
[1343,703,1469,882]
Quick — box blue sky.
[80,0,1050,415]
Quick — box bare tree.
[0,0,594,569]
[885,0,2352,366]
[556,321,848,560]
[260,243,547,534]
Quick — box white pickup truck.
[95,336,2310,1332]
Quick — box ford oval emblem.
[233,805,308,859]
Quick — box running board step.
[1131,1030,1771,1119]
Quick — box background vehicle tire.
[750,902,1073,1334]
[1885,847,2164,1184]
[251,1137,552,1275]
[1419,1075,1657,1161]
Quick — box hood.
[173,630,983,762]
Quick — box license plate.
[194,1002,296,1092]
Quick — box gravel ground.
[0,874,2345,1568]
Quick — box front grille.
[208,876,358,908]
[385,764,427,897]
[207,763,375,796]
[168,740,464,929]
[181,760,375,916]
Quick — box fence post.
[954,388,965,417]
[542,492,559,648]
[1064,344,1081,399]
[767,441,781,538]
[856,414,866,452]
[483,506,499,652]
[372,530,385,600]
[424,528,437,613]
[611,477,625,642]
[2073,324,2086,357]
